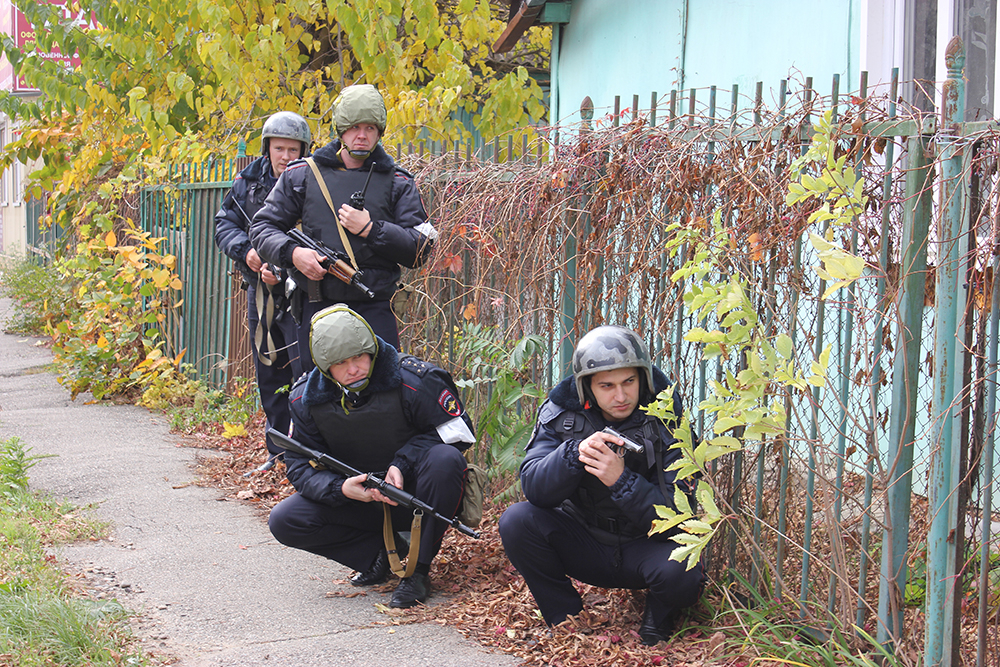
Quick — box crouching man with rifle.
[268,304,476,608]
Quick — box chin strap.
[348,148,374,159]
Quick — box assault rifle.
[268,429,481,539]
[602,427,644,456]
[287,227,375,299]
[349,163,376,210]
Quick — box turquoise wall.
[553,0,860,124]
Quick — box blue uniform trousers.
[247,280,301,456]
[268,444,466,572]
[498,501,705,627]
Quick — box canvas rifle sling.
[253,276,279,366]
[383,504,421,578]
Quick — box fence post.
[925,35,968,667]
[559,98,593,373]
[858,66,899,631]
[876,131,934,646]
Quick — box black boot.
[390,572,430,608]
[349,549,390,587]
[349,534,408,587]
[639,595,678,646]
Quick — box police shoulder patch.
[438,389,462,417]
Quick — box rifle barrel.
[267,429,480,539]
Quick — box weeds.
[0,253,76,336]
[0,436,53,499]
[0,436,150,666]
[166,376,260,434]
[451,323,547,498]
[694,577,904,667]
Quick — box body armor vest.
[300,164,399,301]
[244,178,272,224]
[240,159,276,228]
[309,387,417,474]
[556,409,660,540]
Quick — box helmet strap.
[581,379,597,412]
[347,148,374,159]
[638,373,653,405]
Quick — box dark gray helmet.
[333,84,387,138]
[310,304,378,388]
[572,325,653,404]
[261,111,312,155]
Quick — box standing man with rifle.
[214,111,311,470]
[498,325,706,645]
[268,305,474,608]
[250,84,435,371]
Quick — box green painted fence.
[141,37,1000,666]
[139,158,253,390]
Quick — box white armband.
[436,416,475,445]
[415,221,439,242]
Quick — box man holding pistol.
[250,84,435,366]
[499,325,705,645]
[268,305,473,608]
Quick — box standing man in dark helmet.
[214,111,312,469]
[250,84,435,371]
[498,325,705,645]
[268,305,473,608]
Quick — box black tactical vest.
[299,164,400,301]
[244,180,271,223]
[554,409,662,541]
[309,387,417,474]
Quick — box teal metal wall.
[551,0,859,125]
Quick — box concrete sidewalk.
[0,297,518,667]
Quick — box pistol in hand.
[602,427,644,456]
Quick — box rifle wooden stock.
[287,228,376,299]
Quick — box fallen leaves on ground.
[190,410,726,667]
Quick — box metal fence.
[142,37,1000,665]
[138,158,253,390]
[388,43,1000,666]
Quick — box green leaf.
[713,417,743,434]
[775,333,793,359]
[674,487,693,515]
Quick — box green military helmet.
[310,304,378,389]
[572,325,654,404]
[332,84,387,158]
[261,111,312,156]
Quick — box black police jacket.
[213,155,278,283]
[284,339,474,508]
[249,142,434,302]
[519,366,686,542]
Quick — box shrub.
[0,253,76,336]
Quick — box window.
[0,124,8,207]
[13,158,22,206]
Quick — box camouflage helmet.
[261,111,312,156]
[310,304,378,388]
[572,325,653,404]
[332,84,387,138]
